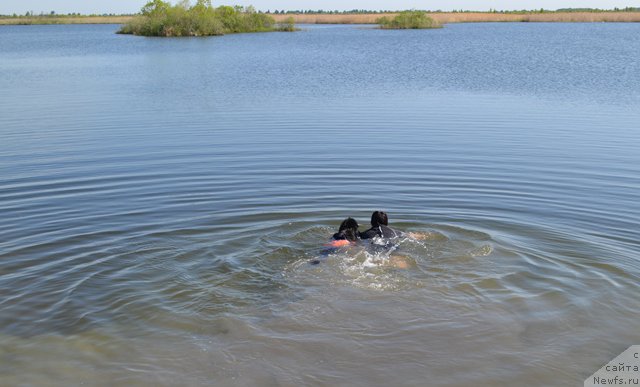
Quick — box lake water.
[0,22,639,386]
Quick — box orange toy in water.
[326,239,351,247]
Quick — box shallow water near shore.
[1,23,639,386]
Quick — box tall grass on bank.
[376,11,441,29]
[429,11,640,23]
[0,15,134,25]
[3,10,640,26]
[268,11,640,24]
[117,0,295,36]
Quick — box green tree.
[119,2,287,37]
[192,0,213,14]
[141,0,169,16]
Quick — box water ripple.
[1,23,639,386]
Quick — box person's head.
[333,217,359,241]
[370,211,388,227]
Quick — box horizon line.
[2,6,640,16]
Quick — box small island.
[376,11,441,29]
[118,0,295,37]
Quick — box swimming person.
[310,214,415,268]
[310,217,360,265]
[359,211,403,240]
[358,211,418,269]
[360,210,431,241]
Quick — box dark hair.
[333,217,359,241]
[370,211,388,227]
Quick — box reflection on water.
[1,23,639,386]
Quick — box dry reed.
[2,12,640,26]
[0,16,134,25]
[272,12,640,24]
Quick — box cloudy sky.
[1,0,636,15]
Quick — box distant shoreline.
[271,12,640,24]
[0,15,133,25]
[2,12,640,26]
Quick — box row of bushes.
[117,2,439,36]
[118,0,294,37]
[376,11,441,29]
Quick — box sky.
[1,0,638,15]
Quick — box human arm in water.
[388,255,412,269]
[327,239,351,247]
[310,237,355,265]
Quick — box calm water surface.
[1,23,639,386]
